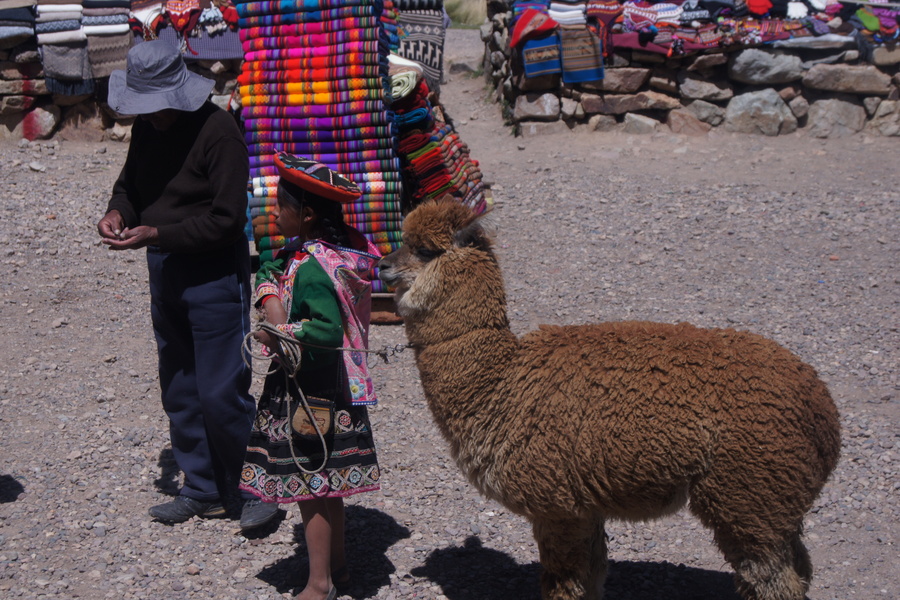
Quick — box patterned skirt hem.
[239,482,380,503]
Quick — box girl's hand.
[262,297,288,325]
[254,329,280,351]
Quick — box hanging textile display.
[393,0,445,94]
[235,0,405,291]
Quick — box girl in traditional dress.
[240,152,381,600]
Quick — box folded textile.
[82,6,130,16]
[35,3,82,13]
[237,5,375,27]
[240,27,380,51]
[82,0,130,7]
[234,0,374,19]
[35,18,80,33]
[240,78,383,96]
[251,165,403,181]
[86,28,130,77]
[244,112,392,131]
[82,23,130,34]
[548,8,586,25]
[241,55,382,74]
[243,137,394,154]
[559,25,603,84]
[241,100,385,118]
[241,88,384,106]
[389,69,419,101]
[45,74,95,94]
[244,125,395,146]
[0,2,37,12]
[238,15,380,40]
[238,64,381,84]
[522,33,561,77]
[35,11,82,21]
[82,14,129,26]
[393,0,442,10]
[242,39,383,62]
[40,39,91,79]
[37,28,87,43]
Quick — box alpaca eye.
[416,247,443,261]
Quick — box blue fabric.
[522,33,561,77]
[147,239,256,502]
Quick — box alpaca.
[378,199,841,600]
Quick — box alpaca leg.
[532,516,607,600]
[691,481,812,600]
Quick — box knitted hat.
[274,152,361,203]
[510,8,559,48]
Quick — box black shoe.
[149,496,226,523]
[240,498,280,530]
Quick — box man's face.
[141,108,180,131]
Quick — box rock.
[52,93,92,108]
[4,105,62,141]
[57,103,106,142]
[866,100,900,137]
[863,97,882,118]
[560,97,580,120]
[622,113,660,134]
[514,73,560,92]
[448,61,479,76]
[683,99,725,126]
[789,95,810,119]
[107,121,132,142]
[580,68,651,94]
[677,71,733,102]
[580,90,681,114]
[632,50,667,64]
[687,53,728,73]
[667,109,712,135]
[802,64,892,96]
[778,84,802,102]
[724,89,797,136]
[479,22,493,43]
[0,60,42,80]
[588,114,617,131]
[806,98,866,138]
[0,95,35,116]
[872,45,900,67]
[728,49,803,85]
[649,68,679,94]
[0,78,49,95]
[517,120,571,137]
[490,50,505,68]
[513,92,560,122]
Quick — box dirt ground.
[0,27,897,600]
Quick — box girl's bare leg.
[296,497,342,600]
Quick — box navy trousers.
[147,239,256,502]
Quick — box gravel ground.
[1,28,897,600]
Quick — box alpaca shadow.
[153,448,180,496]
[256,505,410,598]
[412,536,741,600]
[0,475,25,503]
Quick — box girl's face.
[274,198,314,240]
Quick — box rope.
[240,322,414,475]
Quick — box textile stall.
[393,0,446,94]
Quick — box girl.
[240,152,382,600]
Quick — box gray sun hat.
[108,40,215,116]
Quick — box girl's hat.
[274,152,362,203]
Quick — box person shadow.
[0,475,25,503]
[256,504,411,598]
[411,536,741,600]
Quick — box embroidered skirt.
[239,365,380,503]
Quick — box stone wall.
[483,2,900,138]
[0,39,240,142]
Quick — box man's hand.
[97,210,125,241]
[102,226,159,250]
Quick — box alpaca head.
[378,198,507,337]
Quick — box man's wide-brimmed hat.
[108,40,214,115]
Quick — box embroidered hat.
[274,152,362,203]
[108,40,214,115]
[510,8,559,48]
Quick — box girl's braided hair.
[278,179,351,248]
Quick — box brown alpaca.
[378,199,841,600]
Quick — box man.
[98,40,277,529]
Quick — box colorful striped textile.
[243,39,382,60]
[239,78,382,95]
[244,112,392,130]
[239,6,375,27]
[240,27,379,50]
[239,16,379,38]
[236,0,372,18]
[238,64,382,83]
[242,100,385,118]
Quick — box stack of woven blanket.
[35,0,94,94]
[388,55,487,214]
[235,0,404,286]
[82,0,132,78]
[0,2,36,50]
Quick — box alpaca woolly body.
[379,199,841,600]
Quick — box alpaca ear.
[453,211,495,251]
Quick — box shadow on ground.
[411,536,741,600]
[257,504,410,598]
[0,474,25,503]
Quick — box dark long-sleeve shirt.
[107,101,249,253]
